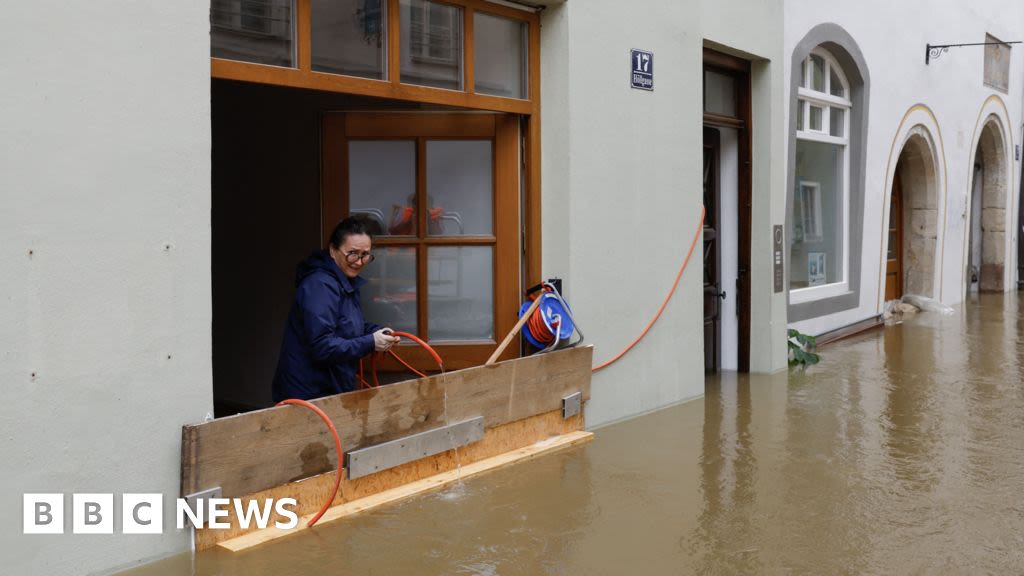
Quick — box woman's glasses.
[343,251,375,264]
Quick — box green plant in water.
[788,328,820,366]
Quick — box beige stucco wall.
[541,0,786,428]
[0,2,212,574]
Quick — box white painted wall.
[541,0,785,427]
[0,2,212,574]
[786,0,1024,337]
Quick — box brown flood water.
[124,293,1024,575]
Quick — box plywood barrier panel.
[195,408,587,550]
[181,346,593,499]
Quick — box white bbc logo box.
[23,494,163,534]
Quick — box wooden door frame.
[209,0,543,290]
[702,48,752,372]
[321,112,521,370]
[212,0,541,115]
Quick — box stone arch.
[894,127,941,297]
[877,105,947,311]
[967,114,1010,292]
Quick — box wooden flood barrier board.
[219,429,593,551]
[182,346,593,550]
[200,410,591,550]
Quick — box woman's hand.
[373,328,401,352]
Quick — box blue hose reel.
[518,280,583,351]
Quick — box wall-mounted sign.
[773,225,785,293]
[630,49,653,91]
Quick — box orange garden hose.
[274,398,343,528]
[591,206,706,372]
[358,330,444,388]
[279,332,441,528]
[277,205,701,527]
[364,205,702,377]
[389,331,444,370]
[388,349,428,378]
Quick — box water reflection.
[122,293,1024,575]
[883,321,941,491]
[690,373,762,573]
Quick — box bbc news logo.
[23,494,298,534]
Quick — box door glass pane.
[797,100,805,130]
[809,105,823,131]
[810,54,825,92]
[428,247,493,341]
[426,140,493,236]
[211,0,295,67]
[474,12,527,99]
[703,70,736,117]
[360,247,418,334]
[312,0,386,79]
[790,140,845,288]
[830,108,845,137]
[399,0,463,90]
[349,140,416,236]
[829,66,845,98]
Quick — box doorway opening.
[206,0,542,418]
[885,130,939,301]
[211,81,524,416]
[702,48,752,373]
[967,118,1009,293]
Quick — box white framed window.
[790,48,851,304]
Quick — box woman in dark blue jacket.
[272,217,400,401]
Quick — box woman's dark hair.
[329,214,377,248]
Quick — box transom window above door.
[210,0,538,113]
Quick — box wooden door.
[885,174,903,301]
[321,113,521,373]
[703,128,722,373]
[703,48,751,372]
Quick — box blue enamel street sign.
[630,48,653,91]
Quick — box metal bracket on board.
[181,486,223,528]
[562,392,582,419]
[345,417,485,480]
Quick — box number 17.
[634,52,650,72]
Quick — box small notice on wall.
[630,49,654,91]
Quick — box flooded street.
[124,293,1024,575]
